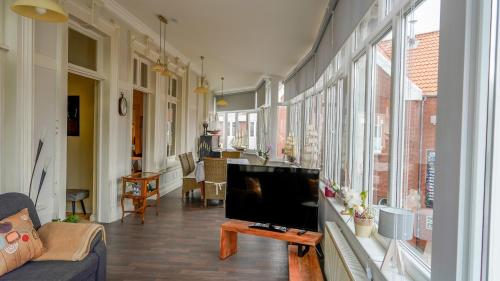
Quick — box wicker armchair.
[178,153,200,200]
[221,151,241,159]
[203,157,228,207]
[187,152,195,172]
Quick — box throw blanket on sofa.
[33,222,106,262]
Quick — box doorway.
[66,73,98,221]
[132,89,146,173]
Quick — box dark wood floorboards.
[104,188,289,281]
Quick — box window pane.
[324,83,340,181]
[140,62,148,88]
[68,29,97,71]
[353,55,367,192]
[227,113,236,148]
[277,106,287,158]
[217,113,226,149]
[355,3,379,50]
[133,58,138,85]
[171,78,177,97]
[167,102,176,156]
[237,113,248,149]
[372,30,392,206]
[248,113,257,150]
[401,0,440,266]
[339,81,350,186]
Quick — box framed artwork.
[68,96,80,136]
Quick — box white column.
[16,17,35,195]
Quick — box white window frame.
[216,110,259,151]
[67,24,105,81]
[132,55,152,93]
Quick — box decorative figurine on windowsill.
[202,121,209,135]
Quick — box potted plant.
[340,186,355,215]
[323,179,341,198]
[262,145,271,165]
[352,191,374,237]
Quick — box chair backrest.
[222,151,241,159]
[186,152,195,173]
[204,158,228,183]
[178,153,190,176]
[0,193,41,229]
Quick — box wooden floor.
[104,188,289,281]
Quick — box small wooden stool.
[66,189,90,215]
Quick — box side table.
[121,172,160,224]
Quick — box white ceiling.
[114,0,328,92]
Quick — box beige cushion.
[0,208,44,277]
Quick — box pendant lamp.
[194,56,209,94]
[152,15,165,73]
[216,77,228,107]
[11,0,68,22]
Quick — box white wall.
[0,1,206,224]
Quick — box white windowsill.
[320,186,427,281]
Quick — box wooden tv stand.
[220,220,324,281]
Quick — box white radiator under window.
[324,222,369,281]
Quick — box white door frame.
[55,1,120,222]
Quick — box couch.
[0,193,106,281]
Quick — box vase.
[263,157,269,166]
[324,187,335,198]
[354,217,374,237]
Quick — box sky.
[412,0,441,34]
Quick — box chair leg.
[182,189,185,200]
[204,199,207,207]
[71,201,76,215]
[80,200,87,215]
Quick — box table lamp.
[378,207,414,275]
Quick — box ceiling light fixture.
[10,0,68,22]
[194,56,209,94]
[152,15,165,73]
[216,77,228,107]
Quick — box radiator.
[324,222,369,281]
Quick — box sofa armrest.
[90,230,106,281]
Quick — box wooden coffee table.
[121,172,160,224]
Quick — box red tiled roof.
[378,31,440,94]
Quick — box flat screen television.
[226,164,320,231]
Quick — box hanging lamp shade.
[152,59,164,73]
[194,77,209,94]
[216,98,228,107]
[11,0,68,23]
[216,76,228,107]
[195,56,209,94]
[153,15,166,73]
[161,64,174,77]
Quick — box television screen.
[226,164,320,231]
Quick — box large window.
[371,30,392,206]
[216,111,258,150]
[287,0,442,277]
[400,0,440,266]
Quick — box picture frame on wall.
[68,96,80,136]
